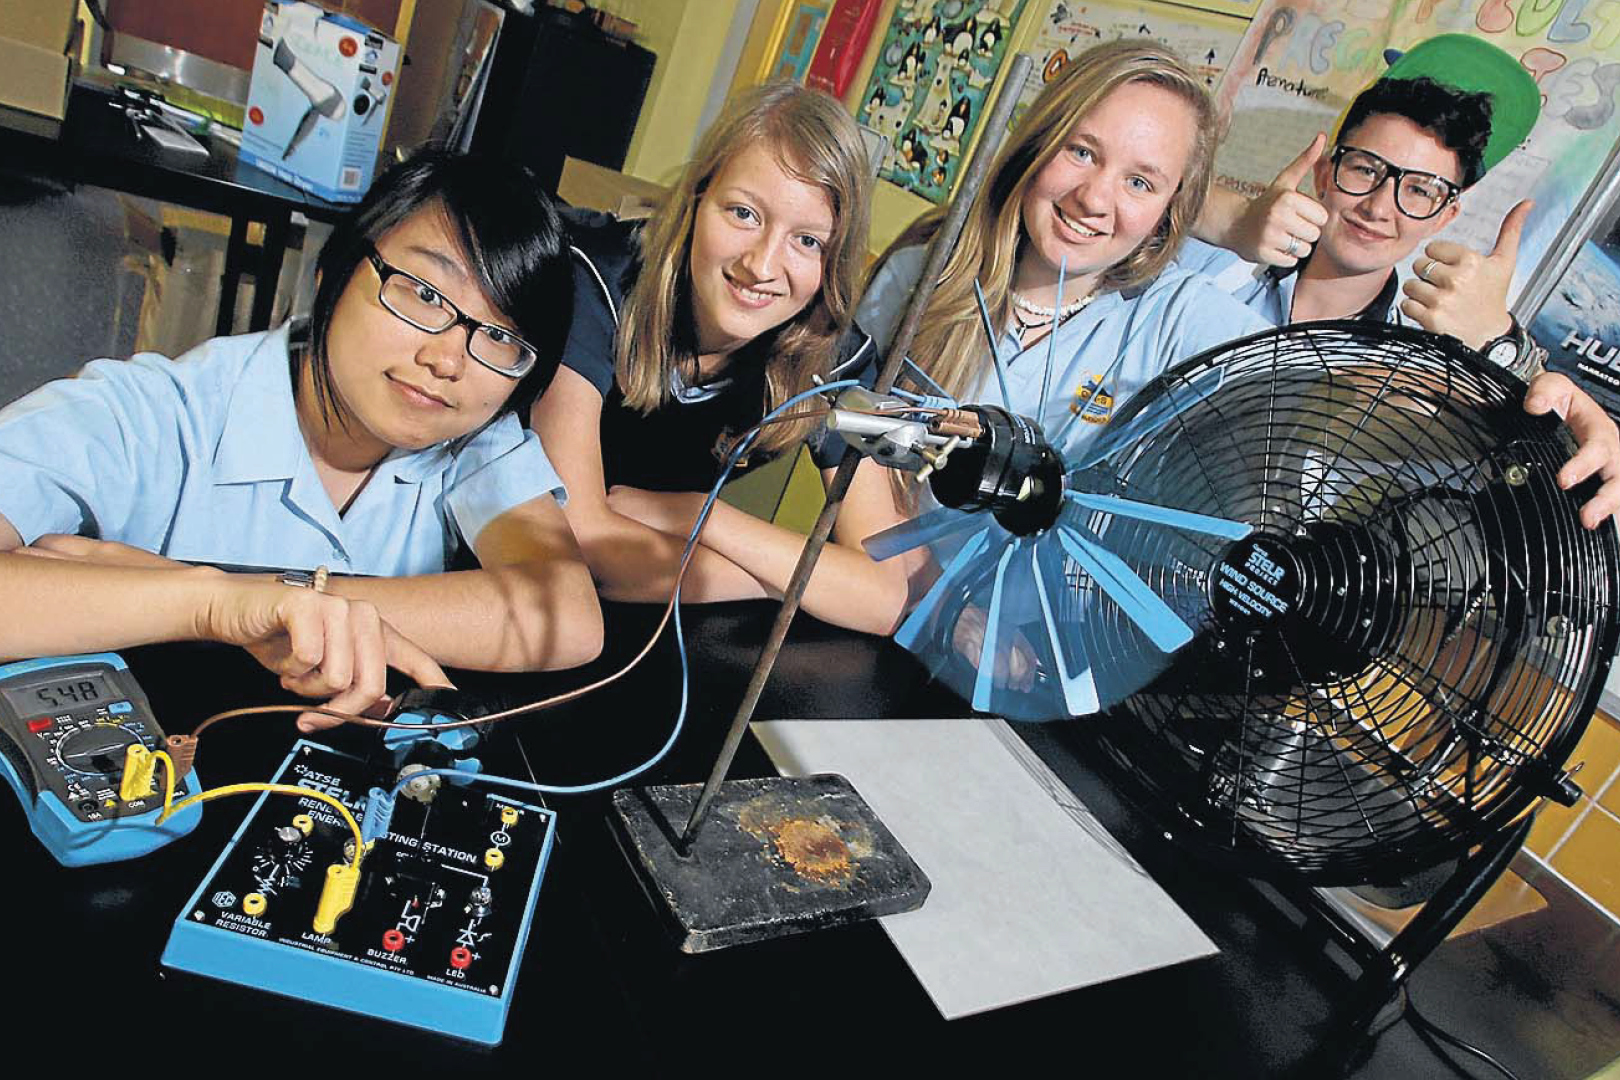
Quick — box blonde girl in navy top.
[532,83,926,634]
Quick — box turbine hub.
[928,405,1065,536]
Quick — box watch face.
[1486,339,1519,367]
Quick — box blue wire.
[888,387,958,410]
[388,379,865,799]
[898,356,956,404]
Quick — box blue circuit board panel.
[162,739,556,1045]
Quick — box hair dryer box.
[240,1,399,203]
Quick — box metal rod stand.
[678,55,1036,848]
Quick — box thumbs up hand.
[1401,198,1532,350]
[1224,132,1330,267]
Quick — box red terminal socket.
[382,929,406,953]
[449,946,473,970]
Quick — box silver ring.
[1416,258,1435,282]
[1284,234,1300,258]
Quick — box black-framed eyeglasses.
[365,250,537,378]
[1331,146,1460,221]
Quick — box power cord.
[1401,987,1524,1080]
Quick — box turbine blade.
[1031,543,1099,715]
[972,542,1020,711]
[1065,491,1252,540]
[894,526,994,651]
[1038,256,1066,427]
[864,505,989,562]
[973,279,1014,410]
[1055,524,1194,652]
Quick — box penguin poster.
[856,0,1031,204]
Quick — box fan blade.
[1064,491,1252,540]
[1055,523,1194,653]
[894,526,994,652]
[971,542,1020,711]
[863,504,988,562]
[1031,542,1100,715]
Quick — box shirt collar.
[380,440,455,483]
[670,364,734,403]
[1356,266,1401,322]
[1266,256,1400,323]
[214,322,457,487]
[214,323,307,484]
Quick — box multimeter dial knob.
[55,726,140,778]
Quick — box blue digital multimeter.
[0,653,201,866]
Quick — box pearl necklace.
[1009,289,1094,334]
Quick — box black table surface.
[0,81,350,225]
[2,601,1607,1078]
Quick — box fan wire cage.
[1077,322,1619,884]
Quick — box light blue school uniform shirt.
[0,323,566,575]
[856,246,1270,459]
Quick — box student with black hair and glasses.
[0,150,603,729]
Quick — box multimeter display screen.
[3,672,115,715]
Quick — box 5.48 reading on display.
[2,674,112,715]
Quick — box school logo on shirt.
[1069,374,1114,424]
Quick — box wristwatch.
[1479,317,1546,381]
[278,566,330,593]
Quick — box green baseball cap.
[1378,34,1541,174]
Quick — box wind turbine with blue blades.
[831,256,1251,719]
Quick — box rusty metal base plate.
[610,774,931,954]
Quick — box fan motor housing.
[1208,525,1403,687]
[1210,535,1300,627]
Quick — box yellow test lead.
[152,749,177,813]
[119,744,157,802]
[159,783,364,865]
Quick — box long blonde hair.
[886,39,1220,405]
[614,82,872,456]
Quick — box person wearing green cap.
[1184,34,1620,529]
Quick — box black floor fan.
[857,320,1620,1072]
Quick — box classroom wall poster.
[1014,0,1250,120]
[1531,215,1620,419]
[1212,1,1620,307]
[856,0,1032,204]
[1165,0,1265,16]
[807,0,886,97]
[770,1,831,83]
